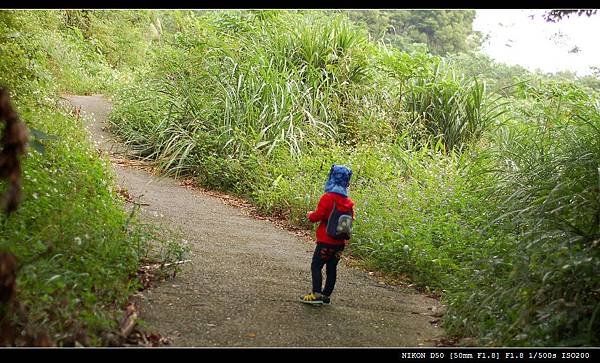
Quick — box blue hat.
[324,164,352,197]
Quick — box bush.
[444,81,600,346]
[0,10,181,346]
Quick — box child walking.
[301,164,355,305]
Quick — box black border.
[0,347,599,361]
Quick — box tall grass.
[444,82,600,346]
[110,12,376,166]
[405,61,509,152]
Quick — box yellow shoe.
[300,292,323,305]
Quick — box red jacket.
[307,192,355,245]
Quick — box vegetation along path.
[66,94,445,347]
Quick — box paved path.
[65,95,445,347]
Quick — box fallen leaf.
[119,303,138,337]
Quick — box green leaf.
[29,139,46,154]
[30,128,58,140]
[47,275,62,283]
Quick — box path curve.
[66,95,445,347]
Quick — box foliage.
[0,10,184,346]
[447,52,532,96]
[403,60,509,151]
[345,10,481,55]
[109,11,379,167]
[444,81,600,346]
[449,51,600,97]
[544,10,599,22]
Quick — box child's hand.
[306,211,312,219]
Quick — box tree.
[345,10,480,55]
[543,9,598,22]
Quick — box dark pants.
[311,243,344,296]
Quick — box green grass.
[443,84,600,346]
[0,10,187,346]
[404,61,509,152]
[1,101,137,345]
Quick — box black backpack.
[326,201,353,240]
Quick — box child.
[301,164,355,305]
